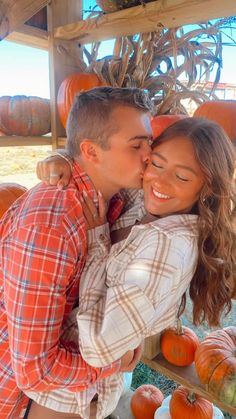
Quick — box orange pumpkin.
[131,384,164,419]
[0,183,27,218]
[151,114,187,138]
[195,326,236,406]
[0,95,51,136]
[160,319,199,366]
[193,100,236,141]
[57,72,104,128]
[169,386,213,419]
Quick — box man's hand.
[119,342,144,372]
[36,154,72,189]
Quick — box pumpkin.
[130,384,164,419]
[193,100,236,141]
[169,386,213,419]
[151,114,187,139]
[195,326,236,407]
[0,183,27,218]
[57,72,104,128]
[0,95,51,136]
[160,319,199,366]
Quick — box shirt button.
[99,234,105,241]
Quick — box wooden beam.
[54,0,236,44]
[47,0,83,149]
[0,136,52,147]
[7,25,48,50]
[0,0,49,40]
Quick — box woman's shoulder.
[148,213,199,239]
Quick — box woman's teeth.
[152,189,171,199]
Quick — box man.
[0,87,153,418]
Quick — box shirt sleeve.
[3,224,119,393]
[77,227,184,367]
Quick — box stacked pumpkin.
[130,321,235,418]
[57,72,105,128]
[130,384,223,419]
[160,321,236,410]
[0,183,27,218]
[0,95,51,136]
[193,100,236,142]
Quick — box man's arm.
[2,223,120,392]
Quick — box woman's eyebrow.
[152,151,167,161]
[152,151,198,175]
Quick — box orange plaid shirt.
[0,162,123,418]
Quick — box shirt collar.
[72,161,125,225]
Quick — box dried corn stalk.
[58,17,236,115]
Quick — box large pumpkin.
[130,384,164,419]
[160,319,199,366]
[193,100,236,141]
[0,183,27,218]
[151,114,187,138]
[57,72,104,128]
[195,326,236,407]
[169,386,213,419]
[0,96,51,136]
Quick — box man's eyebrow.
[128,135,153,142]
[152,151,198,175]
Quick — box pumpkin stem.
[187,392,196,404]
[176,318,183,335]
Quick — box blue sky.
[0,34,235,99]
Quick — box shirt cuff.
[87,223,110,251]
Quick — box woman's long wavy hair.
[152,117,236,327]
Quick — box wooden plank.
[142,353,236,416]
[0,136,52,147]
[7,25,48,50]
[47,0,83,149]
[0,0,49,40]
[54,0,236,44]
[143,334,161,360]
[57,137,66,148]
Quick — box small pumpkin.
[130,384,164,419]
[193,100,236,141]
[57,72,104,128]
[151,114,187,138]
[0,183,27,218]
[169,386,213,419]
[195,326,236,407]
[160,319,199,366]
[0,95,51,136]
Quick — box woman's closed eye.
[151,161,163,169]
[176,173,190,182]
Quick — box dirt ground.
[0,145,52,188]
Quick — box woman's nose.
[153,169,170,185]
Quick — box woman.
[27,118,236,419]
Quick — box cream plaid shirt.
[26,190,199,418]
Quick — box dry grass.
[0,145,52,188]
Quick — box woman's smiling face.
[143,135,206,217]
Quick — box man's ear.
[80,140,101,164]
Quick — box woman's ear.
[80,140,100,164]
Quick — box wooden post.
[47,0,83,149]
